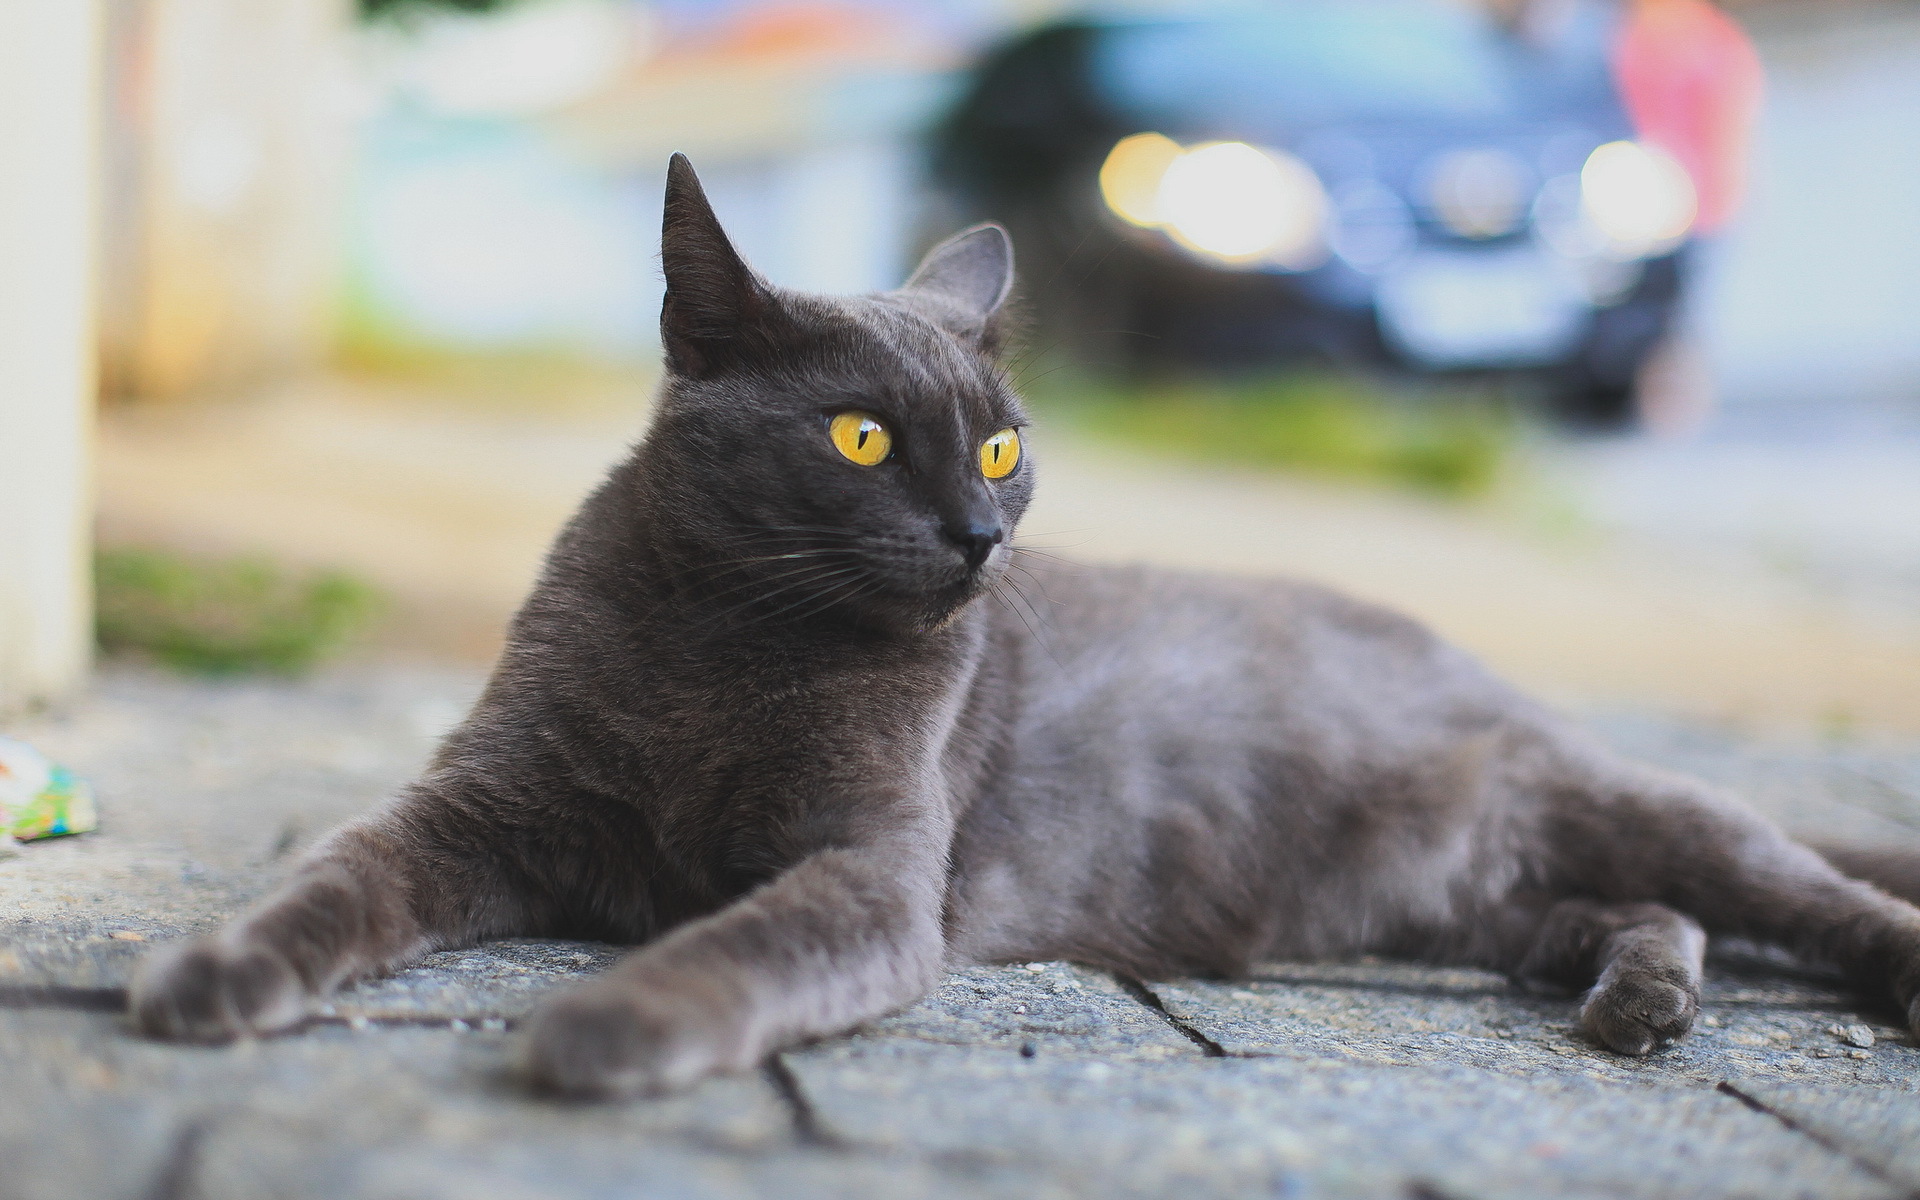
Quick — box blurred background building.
[5,0,1919,735]
[81,0,1920,407]
[96,0,355,401]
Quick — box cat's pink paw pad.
[129,938,306,1043]
[1581,972,1698,1056]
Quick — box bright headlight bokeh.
[1099,136,1327,269]
[1099,132,1183,227]
[1579,140,1697,259]
[1158,142,1327,266]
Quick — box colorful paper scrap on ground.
[0,736,98,844]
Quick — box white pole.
[0,0,102,713]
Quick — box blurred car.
[930,0,1715,424]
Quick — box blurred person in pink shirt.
[1612,0,1764,236]
[1495,0,1761,429]
[1610,0,1763,430]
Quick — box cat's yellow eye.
[980,428,1021,479]
[828,411,892,466]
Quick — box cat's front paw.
[130,936,308,1042]
[1581,968,1698,1056]
[521,985,732,1099]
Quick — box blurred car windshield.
[1092,1,1607,134]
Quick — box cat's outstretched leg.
[1541,750,1920,1038]
[131,796,534,1042]
[1517,899,1705,1055]
[521,830,946,1098]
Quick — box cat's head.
[635,154,1032,636]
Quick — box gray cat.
[131,156,1920,1097]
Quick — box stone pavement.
[4,667,1920,1200]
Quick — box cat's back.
[998,557,1522,742]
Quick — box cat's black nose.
[946,520,1005,570]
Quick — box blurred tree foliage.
[359,0,515,20]
[96,549,380,674]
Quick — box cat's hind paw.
[129,937,308,1043]
[520,986,729,1100]
[1580,969,1698,1056]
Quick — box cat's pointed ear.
[900,224,1014,354]
[660,153,771,378]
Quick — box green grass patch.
[1029,373,1517,499]
[95,549,381,675]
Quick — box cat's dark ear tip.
[664,153,700,199]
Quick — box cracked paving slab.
[1721,1081,1920,1193]
[0,1007,798,1199]
[0,1005,839,1200]
[1137,955,1920,1091]
[7,666,1920,1199]
[779,1039,1893,1200]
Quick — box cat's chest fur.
[616,615,987,818]
[475,545,1001,923]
